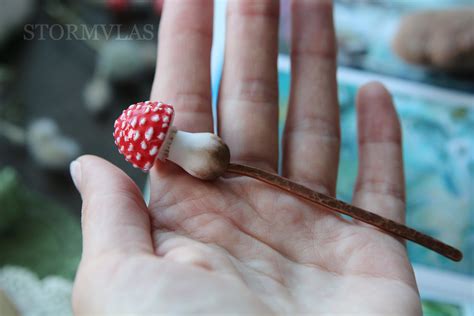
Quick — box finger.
[352,82,405,224]
[218,0,279,171]
[151,0,214,132]
[283,0,340,195]
[71,155,153,259]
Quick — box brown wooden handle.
[227,163,463,262]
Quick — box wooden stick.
[227,163,463,262]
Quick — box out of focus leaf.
[0,167,81,279]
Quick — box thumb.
[71,155,153,259]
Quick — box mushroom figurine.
[112,102,463,262]
[113,101,230,180]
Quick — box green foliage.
[422,299,461,316]
[0,167,81,279]
[0,167,24,233]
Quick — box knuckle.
[358,137,402,147]
[171,91,212,115]
[228,77,278,105]
[291,46,336,61]
[285,169,335,196]
[286,112,340,142]
[354,177,405,201]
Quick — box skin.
[71,0,422,314]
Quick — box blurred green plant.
[0,167,25,233]
[422,299,462,316]
[0,167,81,279]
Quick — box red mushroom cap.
[113,101,175,172]
[106,0,129,12]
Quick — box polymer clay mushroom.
[112,101,462,262]
[113,101,230,180]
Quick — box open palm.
[72,0,421,314]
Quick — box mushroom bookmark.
[113,101,463,262]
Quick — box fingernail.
[70,160,82,191]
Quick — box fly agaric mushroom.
[112,104,463,262]
[113,101,230,180]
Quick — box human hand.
[71,0,422,314]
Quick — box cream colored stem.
[167,131,230,180]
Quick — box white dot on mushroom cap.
[158,132,165,140]
[129,104,136,110]
[136,104,142,110]
[141,141,147,149]
[151,115,160,122]
[162,116,169,123]
[128,129,134,139]
[130,117,137,128]
[116,136,121,143]
[152,106,159,112]
[166,108,172,114]
[133,131,140,141]
[158,102,163,106]
[114,120,119,127]
[126,155,131,160]
[144,162,152,170]
[120,146,125,152]
[139,117,147,126]
[120,113,126,120]
[136,153,141,161]
[126,110,131,117]
[144,106,150,114]
[121,121,126,129]
[132,164,139,168]
[128,144,134,151]
[124,136,129,142]
[149,146,158,155]
[145,127,154,141]
[162,123,168,128]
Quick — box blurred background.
[0,0,473,315]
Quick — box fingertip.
[69,160,82,193]
[353,82,406,224]
[361,80,387,91]
[74,155,109,182]
[70,155,108,195]
[356,81,401,144]
[75,154,110,168]
[74,155,144,206]
[76,155,153,258]
[357,81,392,107]
[70,155,103,193]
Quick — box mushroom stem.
[166,130,230,180]
[226,163,463,262]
